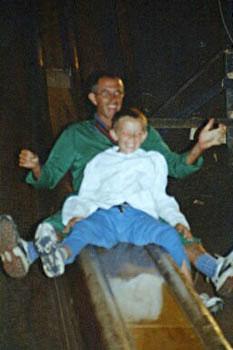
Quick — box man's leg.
[185,242,233,296]
[0,215,39,278]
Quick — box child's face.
[110,116,147,154]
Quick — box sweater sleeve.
[26,126,77,189]
[143,126,203,179]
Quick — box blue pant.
[62,205,190,269]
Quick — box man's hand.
[19,149,39,169]
[198,118,226,151]
[175,223,193,240]
[186,118,226,165]
[19,149,41,179]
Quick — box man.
[0,72,229,291]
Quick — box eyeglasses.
[95,90,124,98]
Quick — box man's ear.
[88,92,97,106]
[109,129,119,141]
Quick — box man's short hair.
[85,70,124,93]
[112,108,148,131]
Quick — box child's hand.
[63,216,84,233]
[175,223,193,240]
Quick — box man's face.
[88,77,125,128]
[110,116,147,154]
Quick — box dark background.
[1,1,233,348]
[1,0,231,120]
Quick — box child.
[35,107,193,284]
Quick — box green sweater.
[26,119,203,230]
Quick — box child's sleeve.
[150,152,190,228]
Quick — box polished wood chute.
[77,244,232,350]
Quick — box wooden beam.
[157,51,223,115]
[225,50,233,149]
[149,117,233,129]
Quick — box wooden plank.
[225,49,233,149]
[129,286,204,350]
[149,117,233,128]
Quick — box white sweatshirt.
[62,147,190,228]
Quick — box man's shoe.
[199,293,224,313]
[34,223,65,278]
[0,215,29,278]
[211,251,233,296]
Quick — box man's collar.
[94,113,110,131]
[94,113,117,144]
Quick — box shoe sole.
[0,215,28,278]
[40,249,65,278]
[34,223,58,255]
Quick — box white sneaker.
[211,251,233,293]
[199,293,224,313]
[40,245,66,278]
[34,223,65,278]
[34,222,58,255]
